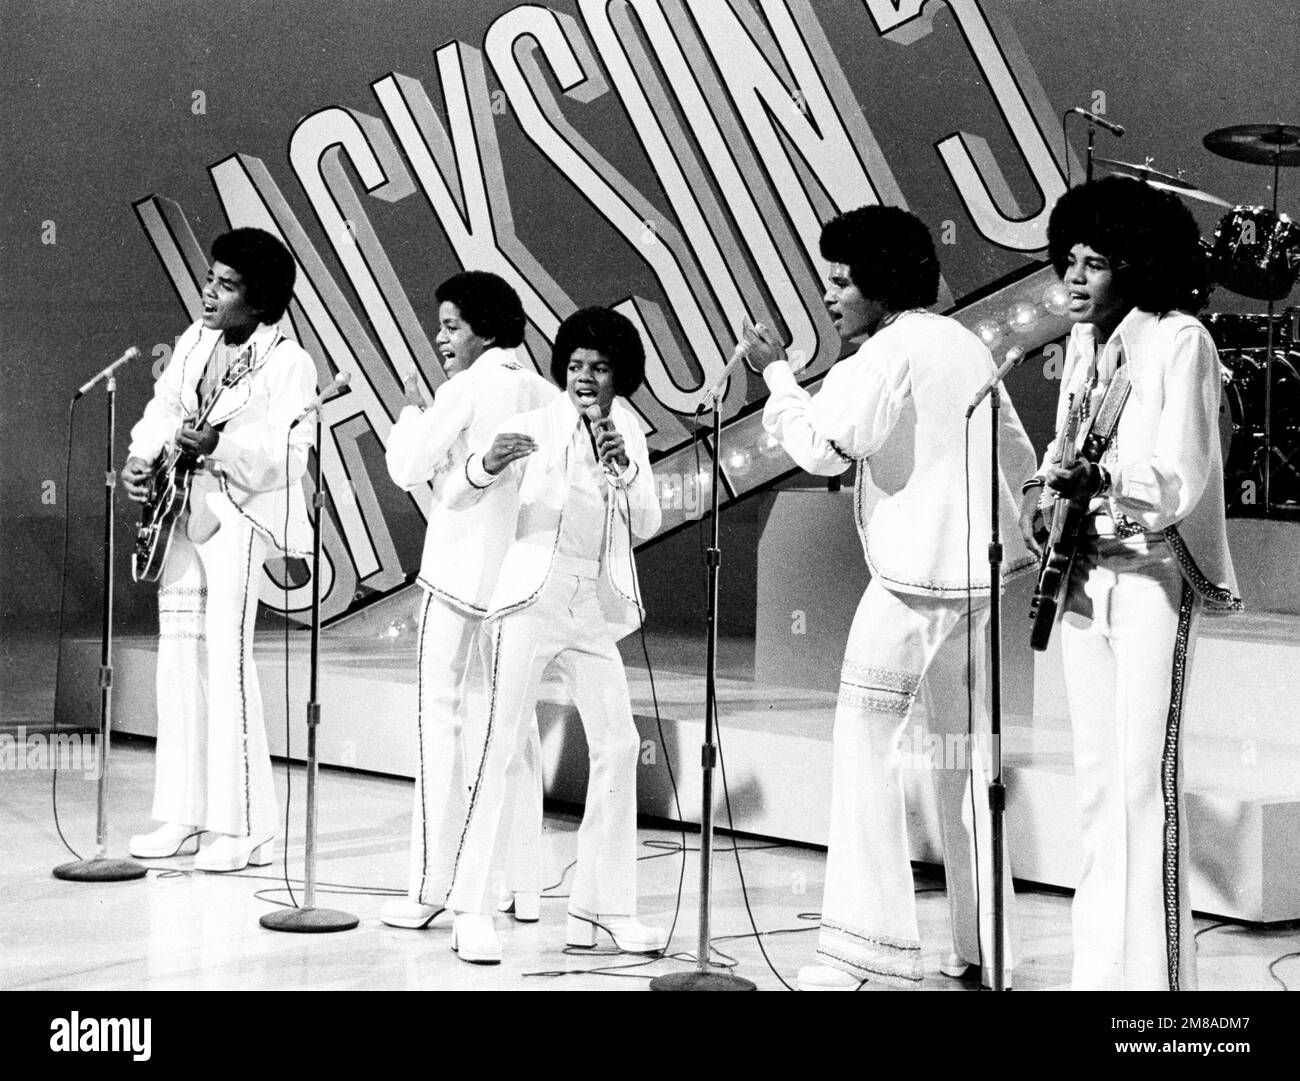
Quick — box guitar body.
[1027,369,1132,652]
[131,345,255,585]
[1028,493,1087,651]
[132,450,199,583]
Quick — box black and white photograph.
[2,0,1297,1051]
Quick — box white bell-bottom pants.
[407,592,542,905]
[1061,537,1198,991]
[151,502,275,838]
[816,578,1013,986]
[446,571,641,917]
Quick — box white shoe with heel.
[566,906,666,953]
[129,822,202,859]
[195,834,275,872]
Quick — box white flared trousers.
[151,503,275,838]
[817,578,1013,986]
[446,573,641,917]
[407,592,542,905]
[1061,539,1198,991]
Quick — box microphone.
[1067,106,1124,136]
[965,346,1026,418]
[698,340,751,412]
[73,347,140,400]
[290,370,352,428]
[583,403,620,477]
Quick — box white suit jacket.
[444,395,661,640]
[763,310,1039,596]
[127,320,317,556]
[1035,308,1241,612]
[386,347,558,614]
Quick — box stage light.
[724,447,753,476]
[1006,301,1040,330]
[756,430,785,459]
[973,319,1004,347]
[1041,280,1071,316]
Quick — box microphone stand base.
[260,906,359,934]
[650,970,757,992]
[53,857,147,882]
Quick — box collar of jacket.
[470,345,530,376]
[1074,306,1200,382]
[202,321,285,425]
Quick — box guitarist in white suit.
[122,228,316,872]
[1019,178,1241,990]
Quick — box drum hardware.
[1204,123,1300,512]
[1215,347,1300,513]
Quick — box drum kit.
[1096,123,1300,515]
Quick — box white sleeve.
[1111,326,1220,530]
[385,373,476,490]
[761,347,907,475]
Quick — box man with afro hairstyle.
[1020,177,1240,990]
[746,205,1038,990]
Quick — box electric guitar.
[1028,367,1131,651]
[131,349,254,583]
[1028,394,1082,651]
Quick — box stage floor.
[4,741,1299,992]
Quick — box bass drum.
[1204,311,1293,351]
[1210,206,1300,301]
[1219,348,1300,510]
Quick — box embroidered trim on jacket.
[1163,526,1243,612]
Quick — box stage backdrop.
[2,0,1295,650]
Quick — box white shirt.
[556,420,609,566]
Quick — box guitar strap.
[1081,361,1132,461]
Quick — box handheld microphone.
[290,370,352,428]
[73,346,140,400]
[966,346,1026,418]
[584,403,621,477]
[1067,106,1124,137]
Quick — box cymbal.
[1095,157,1231,207]
[1095,156,1191,187]
[1142,178,1232,208]
[1203,124,1300,166]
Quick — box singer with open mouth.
[745,206,1039,990]
[1018,178,1241,990]
[436,306,666,964]
[382,271,557,939]
[120,228,317,873]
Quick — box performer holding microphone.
[121,228,316,872]
[744,206,1038,989]
[1020,177,1240,990]
[382,271,556,932]
[438,306,666,964]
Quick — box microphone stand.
[261,409,357,933]
[54,374,146,882]
[983,383,1008,990]
[651,397,755,992]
